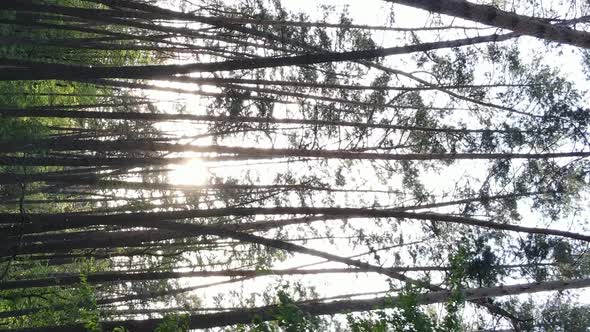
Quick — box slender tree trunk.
[0,230,198,256]
[0,33,514,81]
[0,19,184,48]
[0,36,200,53]
[0,268,363,290]
[3,207,588,244]
[2,141,587,165]
[389,0,590,49]
[160,75,540,92]
[0,108,516,134]
[84,0,485,32]
[4,278,587,331]
[0,262,556,291]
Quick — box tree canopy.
[1,0,590,331]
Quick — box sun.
[168,158,209,185]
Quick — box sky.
[113,0,590,329]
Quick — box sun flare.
[168,158,209,185]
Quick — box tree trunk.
[0,268,362,290]
[0,33,514,81]
[3,207,588,247]
[4,278,587,331]
[389,0,590,49]
[0,108,516,134]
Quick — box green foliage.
[461,236,504,287]
[0,117,46,141]
[272,290,321,332]
[154,314,190,332]
[242,277,467,332]
[0,0,154,108]
[347,309,414,332]
[431,48,477,86]
[241,286,320,332]
[0,1,587,332]
[0,258,107,329]
[346,288,459,332]
[346,248,467,332]
[112,327,129,332]
[514,160,588,222]
[78,275,100,332]
[517,234,585,280]
[508,295,590,331]
[441,247,466,331]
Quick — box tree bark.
[0,32,514,81]
[0,268,364,290]
[0,108,516,134]
[4,278,588,331]
[389,0,590,49]
[2,207,588,244]
[2,140,587,165]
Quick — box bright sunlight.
[168,158,209,185]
